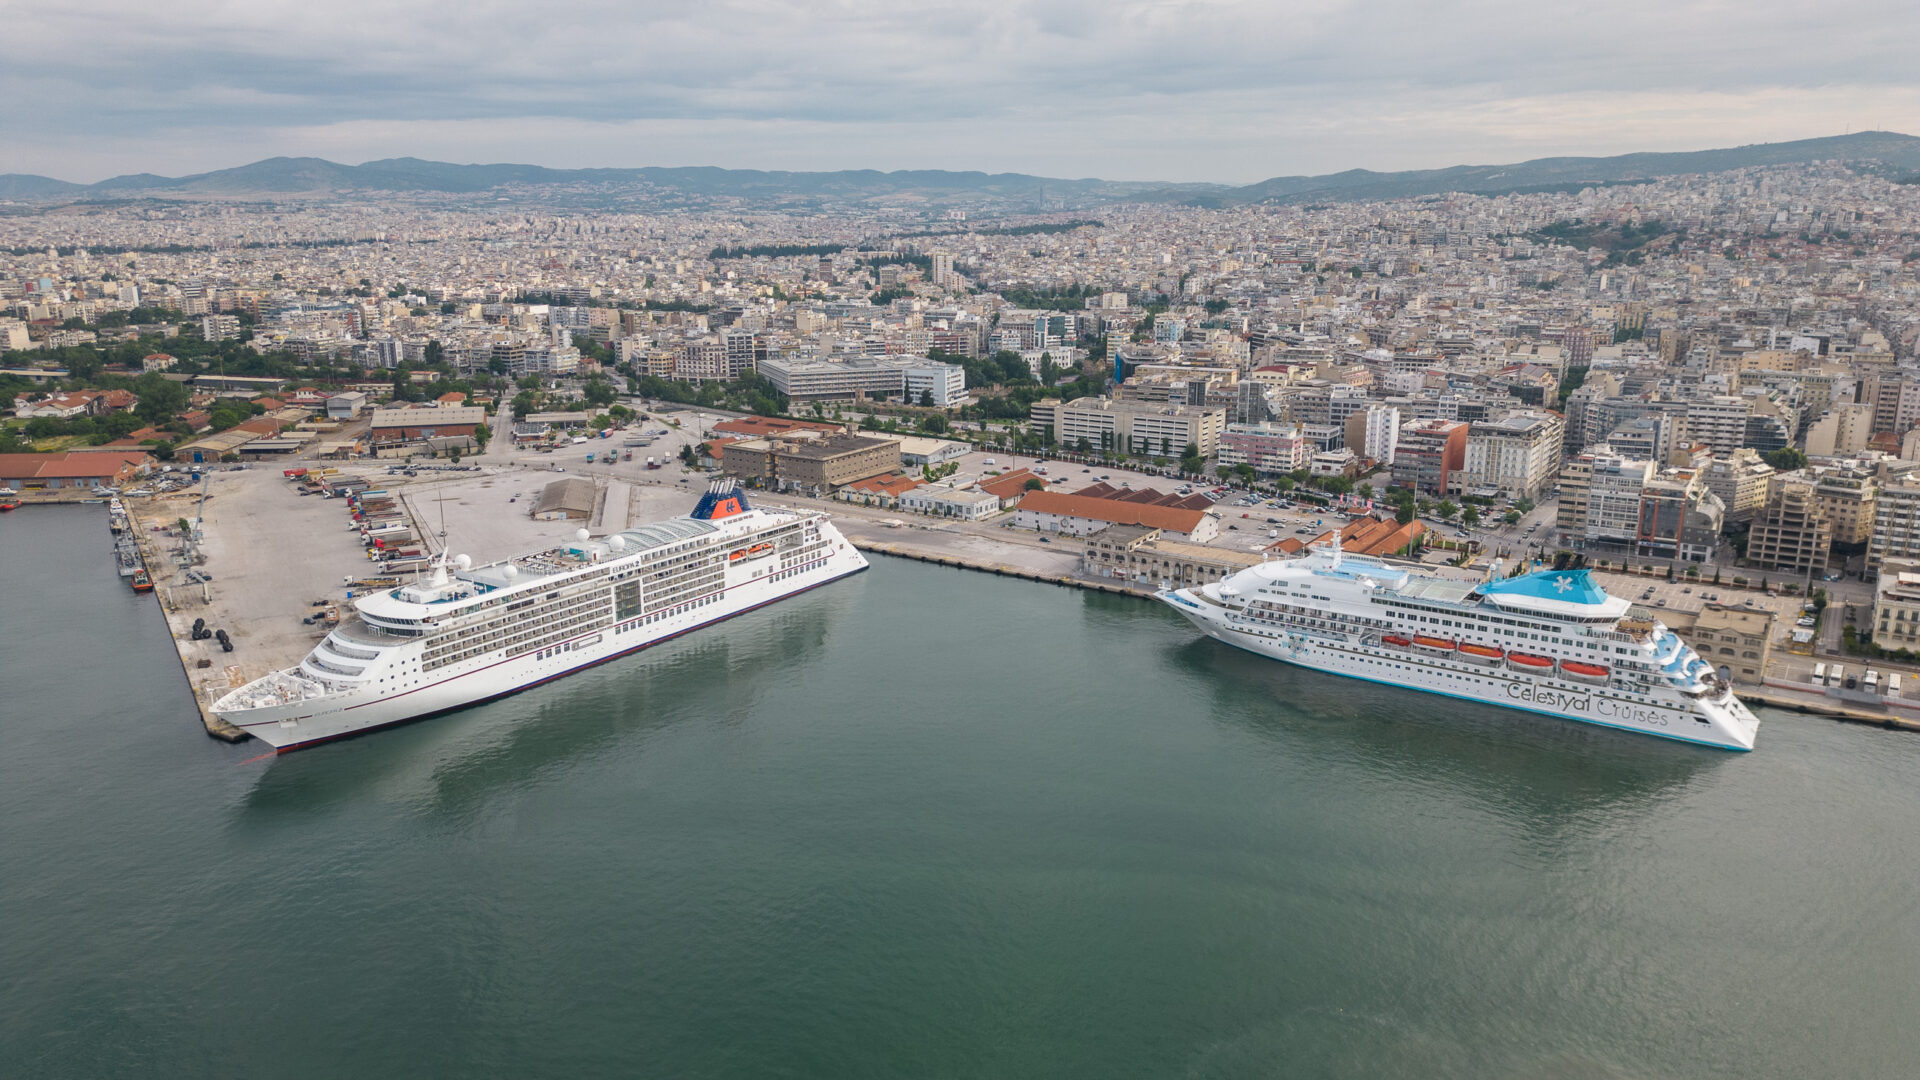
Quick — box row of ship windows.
[425,607,611,671]
[608,594,722,640]
[770,559,824,584]
[437,593,608,640]
[426,592,613,659]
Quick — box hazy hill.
[3,131,1916,206]
[1225,131,1920,204]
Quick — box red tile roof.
[978,468,1044,500]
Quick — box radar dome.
[502,565,519,579]
[454,553,472,571]
[607,535,626,551]
[576,528,590,541]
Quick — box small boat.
[1412,635,1458,651]
[1507,652,1555,673]
[0,502,17,512]
[130,569,153,592]
[1458,643,1505,663]
[1380,635,1412,648]
[728,549,746,562]
[1561,661,1611,683]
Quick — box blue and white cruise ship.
[1159,537,1760,750]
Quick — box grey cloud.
[3,1,1917,181]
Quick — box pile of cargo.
[285,469,429,574]
[346,487,429,573]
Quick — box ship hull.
[220,552,866,752]
[1162,591,1757,751]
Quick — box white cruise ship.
[1158,537,1760,750]
[214,482,867,752]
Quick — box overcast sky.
[5,0,1918,184]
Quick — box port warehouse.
[0,450,154,489]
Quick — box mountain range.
[3,131,1917,207]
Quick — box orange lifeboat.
[1561,660,1611,683]
[1507,652,1555,673]
[1459,643,1504,664]
[1412,635,1457,651]
[728,549,747,562]
[1381,635,1412,648]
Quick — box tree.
[918,389,935,408]
[919,413,950,434]
[1513,496,1536,515]
[1504,510,1522,525]
[1024,477,1045,491]
[1765,446,1808,472]
[1461,504,1480,527]
[1436,499,1458,521]
[1395,499,1417,525]
[1075,437,1091,454]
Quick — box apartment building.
[1804,402,1874,457]
[901,362,967,408]
[1637,469,1724,562]
[1869,480,1920,572]
[1745,475,1832,574]
[1699,449,1774,522]
[1216,422,1310,473]
[1462,410,1565,500]
[1053,397,1227,456]
[1871,557,1920,652]
[1682,395,1750,457]
[1811,465,1877,547]
[1389,418,1468,495]
[1557,447,1654,549]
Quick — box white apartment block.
[1363,405,1400,465]
[902,362,967,408]
[1683,396,1750,457]
[1053,397,1227,457]
[1463,410,1565,500]
[1870,481,1920,572]
[756,354,905,401]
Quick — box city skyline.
[6,1,1918,183]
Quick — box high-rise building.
[1462,410,1565,500]
[1389,419,1468,495]
[1746,476,1832,575]
[1699,449,1775,523]
[1869,480,1920,572]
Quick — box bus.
[1888,673,1904,697]
[1865,670,1879,693]
[1813,662,1827,687]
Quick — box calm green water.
[4,505,1919,1078]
